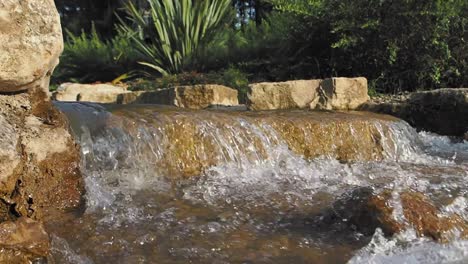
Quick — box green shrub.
[52,25,142,85]
[222,67,249,103]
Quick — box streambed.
[48,103,468,264]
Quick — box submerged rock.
[361,88,468,137]
[0,0,63,93]
[0,217,50,263]
[77,106,401,178]
[328,188,468,243]
[53,82,129,103]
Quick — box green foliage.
[118,0,233,75]
[222,67,250,103]
[265,0,467,92]
[52,25,142,84]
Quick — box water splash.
[51,103,468,263]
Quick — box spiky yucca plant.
[118,0,232,75]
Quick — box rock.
[317,77,370,110]
[406,88,468,137]
[0,115,20,186]
[53,83,129,103]
[118,84,239,109]
[0,217,50,262]
[0,89,84,222]
[328,188,468,242]
[95,108,399,178]
[361,88,468,137]
[247,80,321,110]
[0,0,63,93]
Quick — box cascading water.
[48,102,467,264]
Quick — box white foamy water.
[348,229,468,264]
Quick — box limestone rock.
[53,83,129,103]
[0,0,63,93]
[0,90,84,222]
[318,77,370,110]
[361,88,468,137]
[328,188,468,242]
[0,115,20,185]
[118,85,239,109]
[0,217,50,263]
[247,80,321,110]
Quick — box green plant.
[52,25,142,84]
[118,0,233,75]
[222,67,249,103]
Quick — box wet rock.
[0,217,50,263]
[317,77,370,110]
[328,188,468,242]
[361,88,468,137]
[247,80,321,110]
[118,84,239,109]
[0,0,63,93]
[0,90,84,222]
[53,82,129,103]
[101,109,399,178]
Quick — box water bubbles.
[52,104,468,263]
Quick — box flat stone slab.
[247,77,369,111]
[247,80,321,110]
[53,83,129,103]
[118,84,239,109]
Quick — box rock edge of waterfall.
[0,1,84,261]
[361,88,468,137]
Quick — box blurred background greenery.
[53,0,467,95]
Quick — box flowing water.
[48,103,468,264]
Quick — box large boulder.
[247,80,321,110]
[53,83,129,103]
[118,84,239,109]
[0,90,84,222]
[361,88,468,137]
[0,0,63,93]
[317,77,370,110]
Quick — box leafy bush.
[266,0,468,92]
[222,67,249,103]
[118,0,233,75]
[52,25,142,84]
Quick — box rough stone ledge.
[360,88,468,137]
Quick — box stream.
[48,103,468,264]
